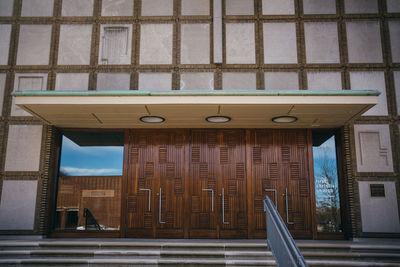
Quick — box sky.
[59,136,124,176]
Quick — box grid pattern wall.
[0,0,399,236]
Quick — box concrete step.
[307,259,400,267]
[302,251,400,261]
[0,257,277,266]
[1,238,400,266]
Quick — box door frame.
[48,128,351,239]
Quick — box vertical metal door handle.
[202,188,214,212]
[222,188,229,225]
[284,187,294,225]
[139,189,151,212]
[159,188,165,224]
[265,189,277,208]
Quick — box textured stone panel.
[101,0,133,16]
[262,0,294,15]
[354,124,393,173]
[4,125,43,171]
[0,74,5,114]
[180,72,214,90]
[139,73,172,91]
[226,0,254,15]
[304,22,340,63]
[387,0,400,13]
[263,23,297,64]
[55,73,89,91]
[14,74,47,91]
[226,23,255,64]
[181,0,209,15]
[223,72,257,90]
[140,24,173,64]
[97,73,130,91]
[99,25,132,65]
[0,24,11,65]
[0,180,38,230]
[346,21,382,63]
[58,24,92,65]
[62,0,93,16]
[303,0,336,14]
[17,25,52,65]
[350,72,387,116]
[141,0,173,16]
[344,0,378,13]
[181,24,210,64]
[22,0,53,16]
[265,72,299,90]
[0,0,14,16]
[307,72,342,90]
[11,73,48,116]
[394,71,400,115]
[389,21,400,63]
[359,181,400,232]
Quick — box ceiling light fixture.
[206,116,231,123]
[272,116,298,123]
[139,116,165,123]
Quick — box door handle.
[265,189,277,208]
[139,189,151,212]
[158,188,165,224]
[284,187,294,225]
[222,188,229,225]
[202,188,214,212]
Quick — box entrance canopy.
[13,90,379,128]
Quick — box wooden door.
[189,129,247,238]
[247,129,315,239]
[124,130,186,238]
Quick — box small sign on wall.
[82,190,114,198]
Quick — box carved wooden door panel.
[189,129,247,238]
[125,130,186,238]
[248,129,315,239]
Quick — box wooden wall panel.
[248,129,314,239]
[56,176,121,230]
[125,130,185,238]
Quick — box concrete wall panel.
[359,181,400,233]
[4,125,43,171]
[0,180,38,230]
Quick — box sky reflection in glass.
[59,135,124,176]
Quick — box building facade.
[0,0,399,239]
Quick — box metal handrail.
[264,196,308,267]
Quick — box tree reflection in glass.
[313,131,343,233]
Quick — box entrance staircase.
[0,238,400,266]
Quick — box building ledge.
[13,90,379,129]
[12,89,380,97]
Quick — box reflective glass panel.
[55,131,123,231]
[312,131,343,233]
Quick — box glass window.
[59,131,123,176]
[55,131,124,231]
[312,130,343,233]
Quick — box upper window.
[99,25,132,65]
[59,131,124,176]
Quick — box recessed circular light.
[139,116,165,123]
[272,116,298,123]
[206,116,231,123]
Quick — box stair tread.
[307,259,400,266]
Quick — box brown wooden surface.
[125,130,186,238]
[248,129,314,239]
[71,129,318,239]
[56,176,121,230]
[189,130,247,238]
